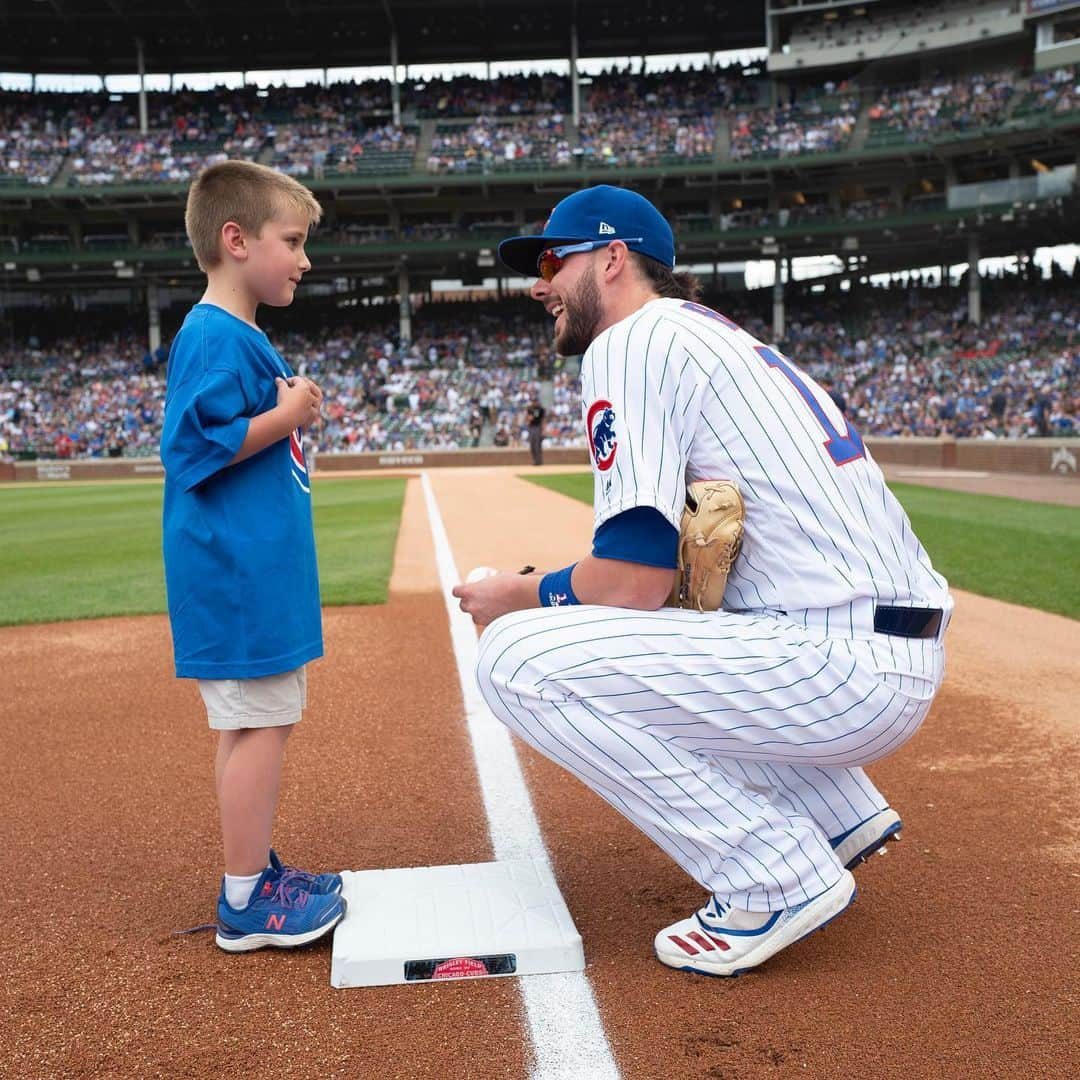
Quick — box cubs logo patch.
[587,399,618,472]
[290,428,310,493]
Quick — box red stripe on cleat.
[705,933,732,951]
[669,934,699,956]
[686,931,716,951]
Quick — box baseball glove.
[668,479,745,612]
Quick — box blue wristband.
[539,563,580,607]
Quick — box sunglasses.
[536,237,644,282]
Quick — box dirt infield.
[2,469,1077,1079]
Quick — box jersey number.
[682,302,868,466]
[682,301,866,467]
[755,346,865,466]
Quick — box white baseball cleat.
[654,870,857,978]
[830,808,902,870]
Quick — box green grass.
[311,477,405,606]
[0,477,405,626]
[524,473,1080,620]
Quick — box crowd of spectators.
[1017,63,1080,118]
[3,277,1075,461]
[0,335,164,459]
[0,102,69,184]
[716,277,1078,440]
[68,130,259,185]
[867,70,1016,138]
[427,114,572,173]
[587,65,762,113]
[412,72,570,118]
[730,88,860,160]
[271,121,418,179]
[2,61,1078,185]
[577,109,714,166]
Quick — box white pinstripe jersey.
[581,297,950,613]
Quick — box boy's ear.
[220,221,248,261]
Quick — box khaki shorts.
[198,666,307,730]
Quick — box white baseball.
[465,566,498,584]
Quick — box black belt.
[873,605,943,639]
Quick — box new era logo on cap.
[497,185,677,276]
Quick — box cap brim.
[497,234,588,277]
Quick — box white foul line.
[420,472,620,1080]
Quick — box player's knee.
[475,610,548,709]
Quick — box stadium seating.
[3,62,1076,188]
[729,89,859,160]
[3,280,1075,461]
[865,71,1016,148]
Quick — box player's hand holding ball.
[453,567,535,628]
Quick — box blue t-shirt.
[160,303,322,679]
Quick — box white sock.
[224,871,263,910]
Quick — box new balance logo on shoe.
[598,221,616,235]
[215,864,346,952]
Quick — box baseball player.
[452,185,952,977]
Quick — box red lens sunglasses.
[536,237,643,282]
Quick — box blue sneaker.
[215,865,345,953]
[268,849,343,895]
[830,809,902,869]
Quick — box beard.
[554,266,603,357]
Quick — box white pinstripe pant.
[476,605,945,912]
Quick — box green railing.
[1,111,1077,200]
[0,199,1040,267]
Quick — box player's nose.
[530,277,549,302]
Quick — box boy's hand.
[275,376,321,429]
[291,375,324,409]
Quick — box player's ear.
[220,221,248,261]
[601,240,630,282]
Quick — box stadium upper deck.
[0,61,1076,296]
[2,63,1075,188]
[1,0,1078,318]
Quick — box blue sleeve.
[161,366,251,493]
[592,506,678,569]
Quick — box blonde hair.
[185,160,323,271]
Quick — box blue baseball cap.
[498,185,676,278]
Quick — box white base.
[330,858,585,988]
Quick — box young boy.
[161,160,345,952]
